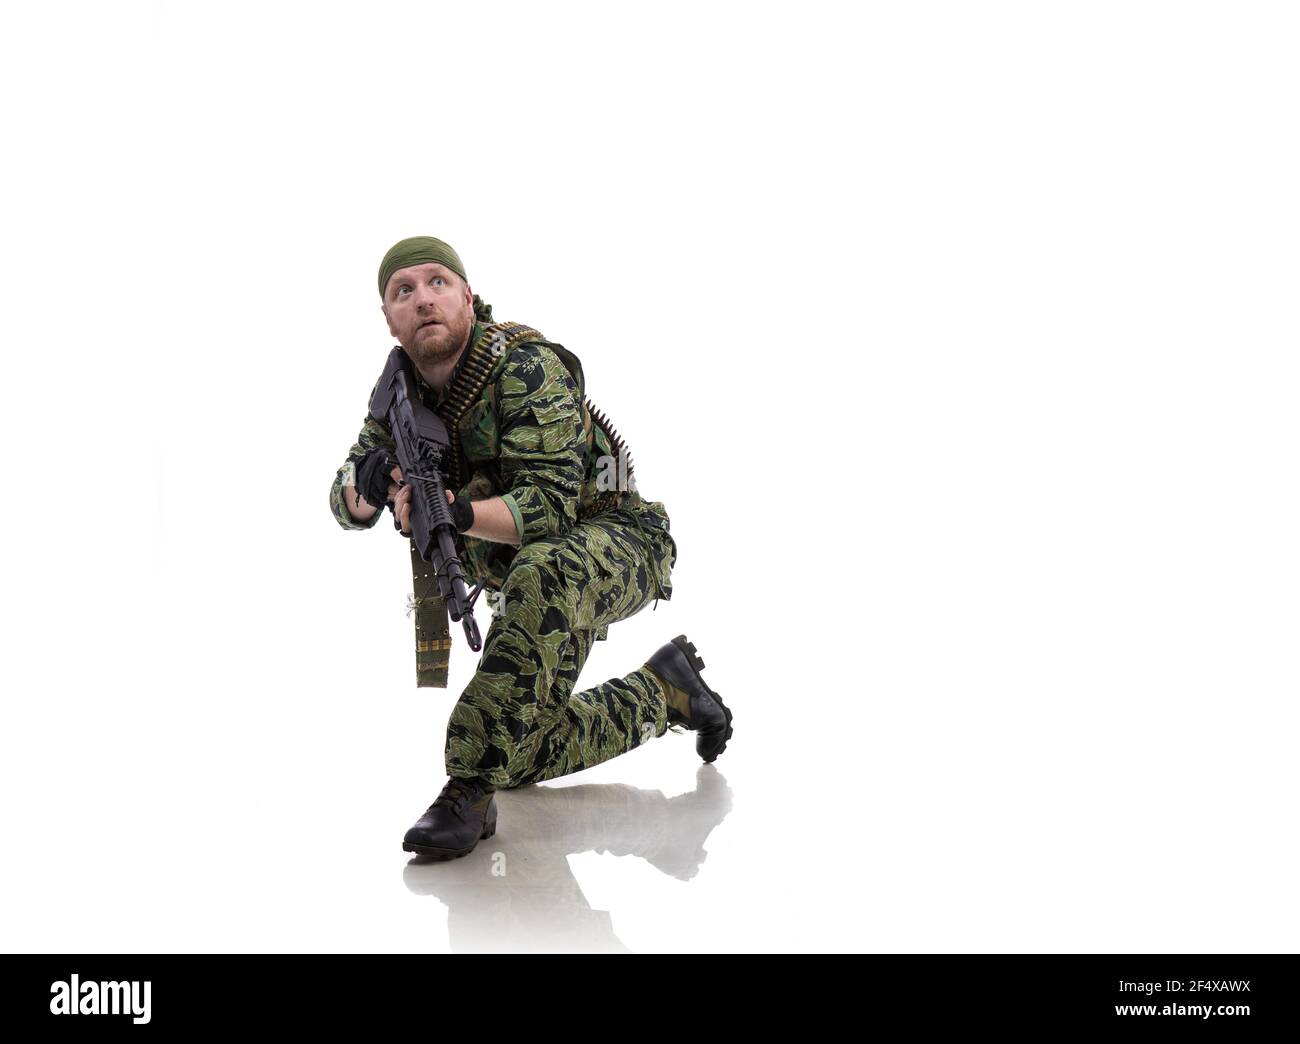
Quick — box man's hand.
[392,474,454,537]
[355,448,398,510]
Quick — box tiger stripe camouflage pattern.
[329,321,681,789]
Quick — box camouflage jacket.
[328,320,651,592]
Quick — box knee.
[500,559,545,613]
[501,541,571,617]
[508,539,556,572]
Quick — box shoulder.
[495,342,578,400]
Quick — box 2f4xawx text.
[1118,981,1251,996]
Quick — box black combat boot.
[645,635,734,763]
[402,777,497,859]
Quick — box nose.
[409,280,439,309]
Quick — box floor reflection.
[402,764,733,953]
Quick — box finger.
[445,490,454,504]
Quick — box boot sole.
[402,818,497,860]
[671,635,734,762]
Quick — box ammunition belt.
[436,321,637,517]
[582,401,636,518]
[436,322,543,488]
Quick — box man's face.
[381,262,475,369]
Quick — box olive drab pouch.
[408,542,453,688]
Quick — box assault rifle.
[368,347,483,652]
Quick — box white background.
[2,1,1297,953]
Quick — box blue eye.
[432,277,445,287]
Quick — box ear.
[381,302,397,338]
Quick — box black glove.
[450,495,475,533]
[354,447,394,509]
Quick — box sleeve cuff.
[499,492,526,545]
[331,471,385,531]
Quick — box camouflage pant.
[445,501,678,790]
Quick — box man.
[329,236,734,860]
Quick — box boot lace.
[433,778,483,812]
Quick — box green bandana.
[378,236,467,299]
